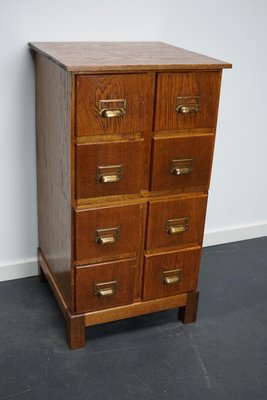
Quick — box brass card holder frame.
[176,96,200,114]
[162,269,184,285]
[94,281,118,297]
[166,218,189,235]
[98,99,127,118]
[95,226,120,245]
[170,158,194,176]
[96,164,124,183]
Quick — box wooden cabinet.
[30,41,231,349]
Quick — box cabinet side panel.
[35,53,73,310]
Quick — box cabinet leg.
[67,313,86,349]
[178,291,199,324]
[38,263,47,283]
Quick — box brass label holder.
[162,269,184,285]
[176,96,200,114]
[170,158,194,175]
[95,226,120,245]
[94,281,118,297]
[98,99,127,118]
[166,218,189,235]
[96,164,124,183]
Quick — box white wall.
[0,0,267,280]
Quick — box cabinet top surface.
[29,41,231,72]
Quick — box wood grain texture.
[75,258,137,313]
[76,73,155,135]
[142,247,201,301]
[146,194,208,250]
[85,293,188,327]
[67,312,85,349]
[76,139,147,199]
[31,42,230,348]
[178,290,199,324]
[75,202,146,263]
[150,134,215,191]
[154,71,221,131]
[35,53,73,310]
[29,42,232,72]
[38,248,69,319]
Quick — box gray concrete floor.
[0,237,267,400]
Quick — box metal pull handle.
[168,225,187,235]
[99,174,120,183]
[176,96,200,114]
[95,227,120,245]
[99,99,126,118]
[162,269,184,285]
[100,109,125,118]
[170,159,194,176]
[97,236,117,245]
[176,104,199,114]
[173,167,191,175]
[94,281,118,297]
[97,165,123,184]
[98,288,115,297]
[166,218,189,235]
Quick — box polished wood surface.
[75,258,137,313]
[29,42,232,72]
[85,293,188,326]
[75,202,146,262]
[178,290,199,324]
[67,312,85,350]
[150,134,214,192]
[146,194,208,250]
[155,71,221,131]
[76,74,155,135]
[76,138,147,199]
[32,42,230,348]
[143,247,201,300]
[38,248,69,319]
[35,54,73,310]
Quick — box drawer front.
[143,248,201,300]
[146,195,207,250]
[76,139,146,199]
[75,203,145,262]
[75,258,136,312]
[76,74,154,136]
[155,72,221,131]
[150,135,214,192]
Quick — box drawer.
[76,139,147,199]
[75,203,145,262]
[150,135,214,192]
[75,258,137,312]
[143,247,201,300]
[76,74,154,136]
[155,72,221,131]
[146,194,207,250]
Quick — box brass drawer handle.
[94,281,118,297]
[96,165,123,184]
[97,236,117,245]
[95,227,120,245]
[166,218,189,235]
[176,96,200,114]
[99,99,126,118]
[100,174,120,183]
[162,269,184,285]
[170,159,194,176]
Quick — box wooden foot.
[67,312,86,349]
[38,263,47,283]
[178,291,199,324]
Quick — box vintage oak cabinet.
[29,42,231,349]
